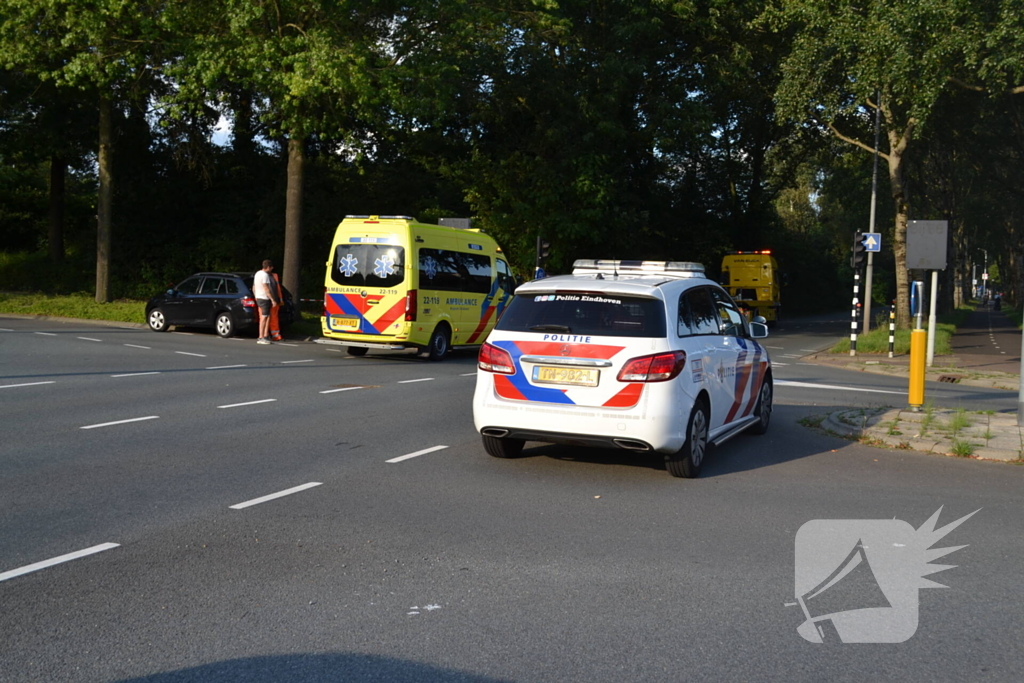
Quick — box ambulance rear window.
[495,293,666,338]
[330,245,405,288]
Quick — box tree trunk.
[48,154,65,264]
[888,142,911,329]
[96,94,113,303]
[283,135,305,300]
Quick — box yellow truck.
[719,251,781,327]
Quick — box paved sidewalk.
[805,304,1022,390]
[818,406,1022,462]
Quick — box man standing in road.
[254,259,280,344]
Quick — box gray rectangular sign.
[907,220,948,270]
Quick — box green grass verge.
[0,291,323,338]
[0,292,147,323]
[829,305,973,354]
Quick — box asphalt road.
[1,315,1021,682]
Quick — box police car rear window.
[495,293,666,338]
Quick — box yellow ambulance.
[318,215,516,360]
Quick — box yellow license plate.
[532,365,599,387]
[335,317,360,330]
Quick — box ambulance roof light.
[572,259,706,278]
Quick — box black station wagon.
[145,272,297,338]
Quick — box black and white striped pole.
[888,301,896,358]
[850,271,860,356]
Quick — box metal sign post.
[862,233,881,334]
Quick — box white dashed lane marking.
[35,332,57,336]
[280,359,314,364]
[1,381,56,389]
[398,378,435,384]
[124,344,151,349]
[460,373,476,377]
[207,365,246,370]
[0,327,14,331]
[217,399,277,409]
[229,482,322,510]
[320,387,363,394]
[81,416,160,430]
[77,337,102,342]
[386,445,448,463]
[175,351,206,358]
[0,543,120,583]
[111,372,160,378]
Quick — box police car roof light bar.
[572,259,705,278]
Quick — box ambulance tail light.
[405,289,417,321]
[478,342,516,375]
[241,296,256,309]
[617,350,686,382]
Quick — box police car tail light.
[241,296,256,308]
[479,342,515,375]
[405,289,417,322]
[617,350,686,382]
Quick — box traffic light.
[537,237,551,266]
[851,232,866,269]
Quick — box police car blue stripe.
[493,340,575,404]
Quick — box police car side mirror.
[752,315,767,325]
[166,289,175,296]
[749,321,769,339]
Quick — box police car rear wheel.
[667,399,708,478]
[483,435,524,459]
[427,325,450,361]
[148,309,169,332]
[215,312,234,338]
[748,379,772,435]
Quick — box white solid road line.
[280,359,314,364]
[398,378,435,384]
[320,386,363,394]
[218,399,277,409]
[77,337,102,342]
[1,381,56,389]
[0,543,120,583]
[175,351,206,357]
[229,482,323,510]
[124,343,151,349]
[35,332,57,336]
[775,380,904,395]
[207,364,246,370]
[81,416,160,429]
[111,372,161,378]
[386,445,448,463]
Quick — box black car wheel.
[426,325,450,361]
[748,378,773,435]
[148,309,169,332]
[482,435,525,459]
[215,312,235,338]
[667,398,709,478]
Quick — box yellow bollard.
[909,329,926,409]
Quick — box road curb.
[0,313,148,329]
[815,407,1022,462]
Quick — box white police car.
[473,259,772,478]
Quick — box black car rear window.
[495,292,666,338]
